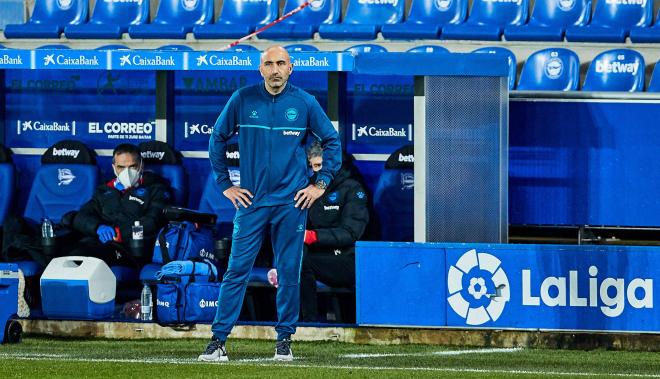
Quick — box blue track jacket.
[209,81,341,207]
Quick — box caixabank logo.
[447,249,510,326]
[351,123,413,142]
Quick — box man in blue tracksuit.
[198,46,341,362]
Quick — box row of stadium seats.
[5,0,660,42]
[3,40,659,92]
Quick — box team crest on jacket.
[285,108,299,121]
[328,192,338,203]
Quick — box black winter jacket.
[307,160,370,254]
[72,171,171,248]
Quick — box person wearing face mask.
[68,143,171,267]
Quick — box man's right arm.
[209,91,240,193]
[72,193,104,236]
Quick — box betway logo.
[128,195,145,205]
[293,57,330,67]
[324,205,340,211]
[399,153,414,163]
[89,122,153,135]
[196,54,253,67]
[522,266,653,318]
[157,299,170,307]
[141,151,165,160]
[605,0,645,5]
[120,54,175,67]
[358,0,398,4]
[199,299,218,308]
[43,54,100,67]
[226,151,240,159]
[52,148,80,159]
[283,130,301,136]
[0,55,22,65]
[595,60,639,75]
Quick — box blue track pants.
[211,202,307,341]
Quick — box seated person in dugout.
[269,141,370,322]
[68,143,171,267]
[1,143,171,268]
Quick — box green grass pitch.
[1,335,659,378]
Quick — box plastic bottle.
[131,221,145,258]
[140,284,152,321]
[41,218,54,238]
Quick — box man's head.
[259,46,293,95]
[112,144,142,188]
[307,141,323,173]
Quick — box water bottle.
[140,284,152,321]
[41,218,56,256]
[131,221,145,258]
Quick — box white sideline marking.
[341,347,522,358]
[1,353,659,378]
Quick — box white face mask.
[115,166,141,188]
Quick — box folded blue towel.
[155,259,217,280]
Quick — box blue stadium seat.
[198,144,240,238]
[193,0,278,39]
[226,44,259,52]
[139,141,187,207]
[630,9,660,43]
[37,44,70,49]
[406,45,449,54]
[4,0,88,38]
[157,44,194,51]
[129,0,213,39]
[582,49,645,92]
[318,0,405,40]
[565,0,651,42]
[442,0,528,41]
[285,44,319,52]
[95,44,130,50]
[373,145,414,242]
[24,140,99,225]
[504,0,591,41]
[259,0,341,40]
[647,60,660,92]
[64,0,149,39]
[517,48,580,91]
[0,146,15,227]
[472,47,517,90]
[381,0,467,39]
[344,44,388,55]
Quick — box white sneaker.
[198,336,229,362]
[17,269,30,318]
[274,339,293,361]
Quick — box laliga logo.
[58,168,76,186]
[435,0,452,10]
[57,0,73,9]
[557,0,575,11]
[447,249,510,326]
[182,0,198,10]
[544,55,563,79]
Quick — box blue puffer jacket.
[209,81,341,207]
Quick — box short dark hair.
[112,143,141,164]
[307,140,323,161]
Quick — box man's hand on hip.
[223,186,254,209]
[294,185,325,209]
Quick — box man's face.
[309,156,323,173]
[113,152,140,176]
[259,47,292,95]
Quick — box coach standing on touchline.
[199,45,341,362]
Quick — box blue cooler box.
[0,263,19,343]
[40,256,116,320]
